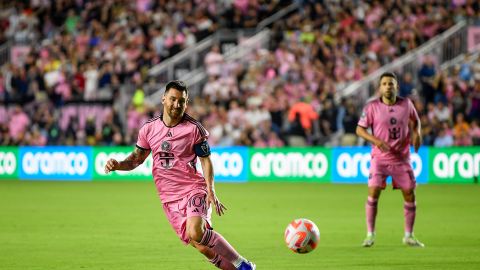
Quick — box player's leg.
[401,188,424,247]
[401,188,416,236]
[185,191,255,270]
[393,165,424,247]
[363,186,382,247]
[363,159,387,247]
[187,216,255,270]
[187,216,237,270]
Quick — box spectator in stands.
[453,113,472,146]
[433,101,451,123]
[85,116,97,146]
[9,105,29,144]
[318,98,338,138]
[205,44,224,77]
[434,124,454,147]
[0,123,12,145]
[100,111,121,146]
[26,124,47,146]
[467,80,480,121]
[46,116,61,145]
[288,99,318,138]
[470,119,480,145]
[287,112,307,146]
[451,87,467,118]
[64,116,79,146]
[399,72,415,97]
[421,114,436,146]
[341,103,359,146]
[418,56,437,105]
[433,70,448,104]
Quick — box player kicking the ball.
[105,80,256,269]
[356,72,424,248]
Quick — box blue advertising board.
[209,146,248,182]
[19,147,93,181]
[332,146,428,184]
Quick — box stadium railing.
[146,2,300,99]
[145,29,271,107]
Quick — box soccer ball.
[284,218,320,254]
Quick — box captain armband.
[194,140,211,157]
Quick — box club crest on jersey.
[389,127,401,140]
[390,117,397,125]
[161,141,172,152]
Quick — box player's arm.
[356,125,390,152]
[407,99,422,153]
[104,146,151,173]
[196,140,226,216]
[410,113,422,153]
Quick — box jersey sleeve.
[193,123,209,145]
[408,99,420,122]
[357,103,372,128]
[136,124,151,150]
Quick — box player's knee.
[402,189,415,202]
[187,226,205,243]
[192,241,210,254]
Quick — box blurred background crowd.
[0,0,479,148]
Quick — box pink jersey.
[358,97,419,163]
[137,113,209,203]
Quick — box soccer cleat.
[237,261,256,270]
[403,236,425,247]
[362,234,375,247]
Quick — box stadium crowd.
[0,0,479,147]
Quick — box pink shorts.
[369,158,416,190]
[162,189,212,245]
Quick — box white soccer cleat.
[403,236,425,247]
[362,234,375,247]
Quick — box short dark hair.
[165,80,188,95]
[378,72,398,85]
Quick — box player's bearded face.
[379,77,398,100]
[163,89,188,119]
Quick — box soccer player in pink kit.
[104,80,256,269]
[356,72,424,248]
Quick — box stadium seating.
[0,1,479,147]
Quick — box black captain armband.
[194,140,211,157]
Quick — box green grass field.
[1,181,480,270]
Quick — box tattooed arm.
[104,147,151,173]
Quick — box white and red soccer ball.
[284,218,320,254]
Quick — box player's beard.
[383,91,394,101]
[169,107,183,119]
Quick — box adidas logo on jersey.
[166,131,173,137]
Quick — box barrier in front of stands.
[208,146,248,182]
[18,146,92,181]
[248,147,331,182]
[93,146,153,181]
[429,147,480,183]
[0,146,478,183]
[0,147,17,180]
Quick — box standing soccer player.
[356,72,424,248]
[104,80,256,269]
